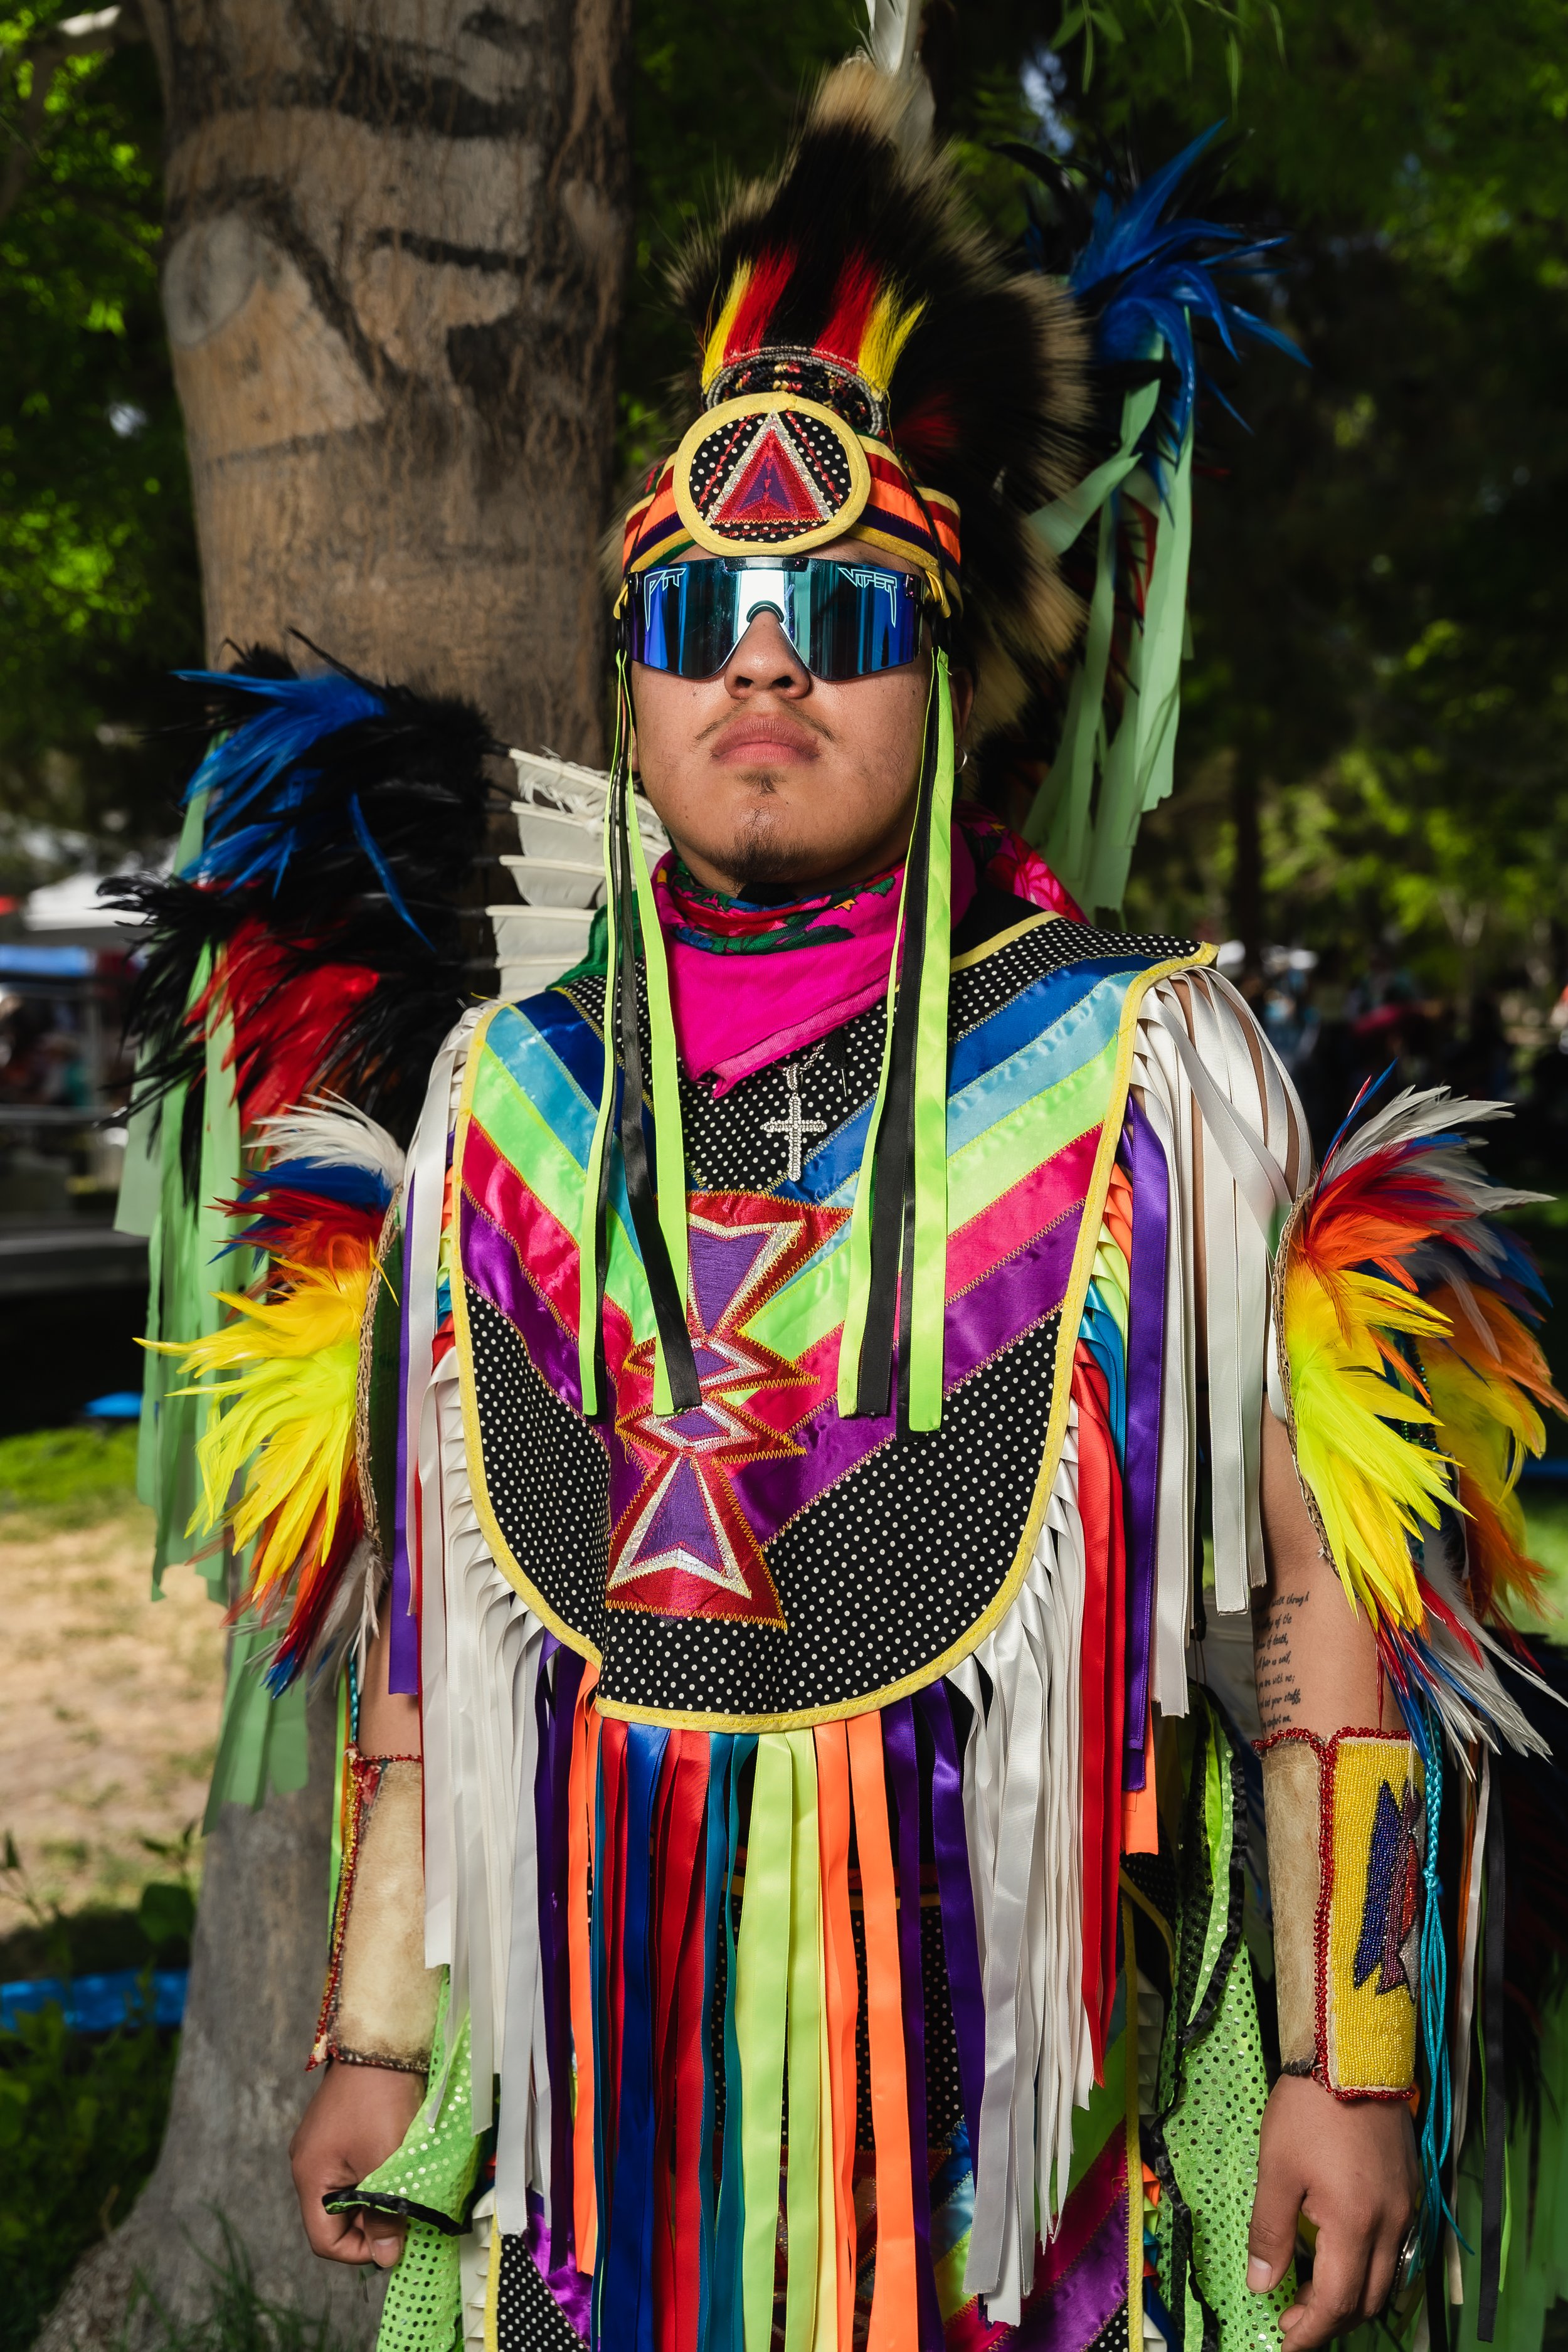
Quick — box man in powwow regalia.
[124,23,1568,2352]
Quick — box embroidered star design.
[607,1196,844,1625]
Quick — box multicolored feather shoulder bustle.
[115,650,494,1615]
[149,1099,405,1692]
[1275,1080,1565,1752]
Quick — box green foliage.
[0,1421,141,1529]
[127,2225,365,2352]
[0,1833,198,2348]
[0,1989,177,2352]
[0,8,201,892]
[1051,0,1283,103]
[622,0,864,479]
[4,0,1568,1002]
[1030,0,1568,999]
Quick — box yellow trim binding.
[451,941,1214,1731]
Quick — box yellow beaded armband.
[1258,1728,1423,2100]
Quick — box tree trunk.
[147,0,630,754]
[39,5,630,2340]
[36,1690,388,2350]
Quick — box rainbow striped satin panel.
[455,948,1160,1528]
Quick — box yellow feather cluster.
[702,265,753,389]
[857,286,925,398]
[1423,1281,1564,1620]
[1283,1259,1454,1630]
[157,1248,372,1600]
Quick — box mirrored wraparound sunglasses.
[626,556,929,682]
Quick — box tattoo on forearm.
[1254,1587,1308,1730]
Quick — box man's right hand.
[289,2058,426,2267]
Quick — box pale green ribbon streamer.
[1083,427,1194,915]
[1023,370,1195,919]
[1028,377,1158,559]
[908,657,956,1430]
[738,1734,794,2350]
[624,754,692,1415]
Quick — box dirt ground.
[0,1507,227,1918]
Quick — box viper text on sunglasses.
[626,553,931,680]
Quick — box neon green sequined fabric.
[1152,1695,1294,2352]
[358,1979,480,2352]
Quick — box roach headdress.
[625,58,1089,736]
[585,59,1089,1432]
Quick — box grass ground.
[0,1429,226,1921]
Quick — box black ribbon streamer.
[1476,1798,1507,2340]
[856,691,940,1421]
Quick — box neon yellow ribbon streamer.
[625,762,692,1416]
[575,709,623,1419]
[836,654,956,1424]
[908,654,956,1429]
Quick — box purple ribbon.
[523,2191,594,2341]
[1121,1101,1168,1790]
[388,1173,419,1696]
[1014,2184,1131,2351]
[916,1683,985,2176]
[884,1698,945,2352]
[536,1642,582,2272]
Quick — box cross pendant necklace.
[763,1049,828,1183]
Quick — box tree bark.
[151,0,630,755]
[38,6,630,2341]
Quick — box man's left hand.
[1246,2073,1419,2346]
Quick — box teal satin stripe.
[945,971,1130,1157]
[799,968,1133,1229]
[1080,1276,1128,1451]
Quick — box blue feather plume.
[1066,125,1305,471]
[240,1155,395,1212]
[174,666,409,904]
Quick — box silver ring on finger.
[1392,2218,1424,2297]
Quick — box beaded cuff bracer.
[1258,1728,1422,2100]
[313,1749,440,2075]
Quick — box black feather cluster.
[105,648,502,1193]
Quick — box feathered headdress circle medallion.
[671,393,872,559]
